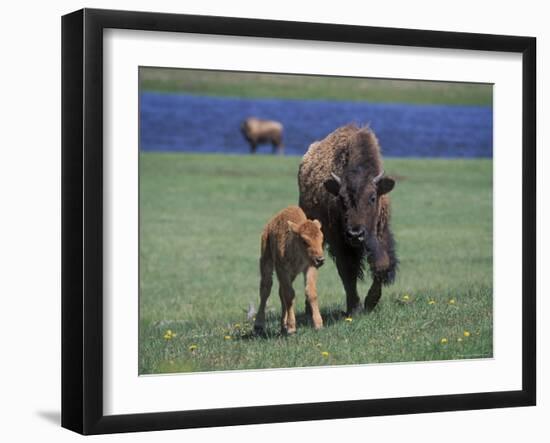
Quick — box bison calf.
[255,206,325,335]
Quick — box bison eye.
[368,194,376,204]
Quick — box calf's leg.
[304,267,323,329]
[254,253,273,333]
[278,275,296,335]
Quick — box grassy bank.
[140,68,493,106]
[139,153,493,374]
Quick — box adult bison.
[298,124,397,315]
[241,117,283,154]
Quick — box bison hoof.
[345,306,363,317]
[364,298,380,313]
[312,315,324,330]
[253,325,265,336]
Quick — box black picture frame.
[61,8,536,435]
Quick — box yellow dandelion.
[163,329,175,340]
[440,338,448,344]
[321,351,329,357]
[345,317,353,323]
[224,335,232,340]
[449,299,456,305]
[234,323,241,329]
[428,300,436,305]
[403,294,410,301]
[188,344,198,352]
[463,330,471,337]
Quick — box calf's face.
[288,219,325,268]
[324,169,395,248]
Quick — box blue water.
[140,92,492,158]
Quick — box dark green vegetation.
[140,68,492,106]
[139,153,492,374]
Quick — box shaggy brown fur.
[241,117,284,154]
[298,124,397,314]
[255,206,325,334]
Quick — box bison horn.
[330,172,342,185]
[372,170,385,184]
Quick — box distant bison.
[255,206,325,335]
[241,117,284,154]
[298,124,397,315]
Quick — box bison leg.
[364,225,397,312]
[249,141,257,154]
[364,278,382,312]
[304,298,312,316]
[254,253,273,333]
[286,286,297,334]
[278,278,296,335]
[303,272,312,316]
[335,253,362,315]
[304,267,323,330]
[271,141,283,155]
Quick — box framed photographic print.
[61,8,536,435]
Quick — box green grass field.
[139,153,493,374]
[140,68,492,106]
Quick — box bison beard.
[298,124,398,315]
[364,233,396,284]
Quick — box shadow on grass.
[295,304,348,328]
[238,304,348,341]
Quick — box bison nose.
[347,227,365,241]
[314,256,325,267]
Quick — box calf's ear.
[287,220,300,233]
[376,177,395,195]
[324,178,341,196]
